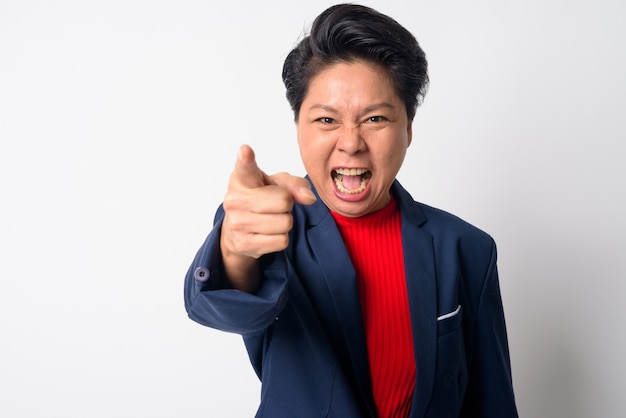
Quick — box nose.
[336,125,366,156]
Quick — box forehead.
[303,60,400,107]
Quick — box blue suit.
[184,180,518,417]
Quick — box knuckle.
[222,191,242,211]
[230,234,259,257]
[223,212,252,236]
[275,233,289,251]
[280,213,293,231]
[274,188,294,212]
[223,211,241,228]
[222,195,235,211]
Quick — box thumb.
[270,172,317,205]
[232,144,268,189]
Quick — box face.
[296,60,412,218]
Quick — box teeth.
[334,177,368,194]
[335,168,368,176]
[332,168,371,194]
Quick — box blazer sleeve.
[461,244,518,417]
[183,205,289,335]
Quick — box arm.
[461,245,519,417]
[183,207,289,334]
[184,145,316,334]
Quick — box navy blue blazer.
[185,180,518,417]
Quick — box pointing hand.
[220,145,316,291]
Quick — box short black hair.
[282,4,428,121]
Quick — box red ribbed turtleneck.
[331,197,416,418]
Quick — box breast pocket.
[437,304,462,336]
[429,305,468,417]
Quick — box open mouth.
[332,168,372,194]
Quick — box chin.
[331,200,374,218]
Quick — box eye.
[316,117,335,124]
[366,116,386,123]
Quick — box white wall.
[1,0,624,417]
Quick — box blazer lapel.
[301,180,436,417]
[393,182,438,418]
[305,196,376,417]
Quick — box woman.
[185,4,518,417]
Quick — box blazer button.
[194,267,211,283]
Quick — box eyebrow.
[308,102,397,115]
[309,104,339,113]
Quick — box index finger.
[232,144,268,189]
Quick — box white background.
[1,0,625,417]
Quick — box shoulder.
[419,202,493,242]
[392,181,496,255]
